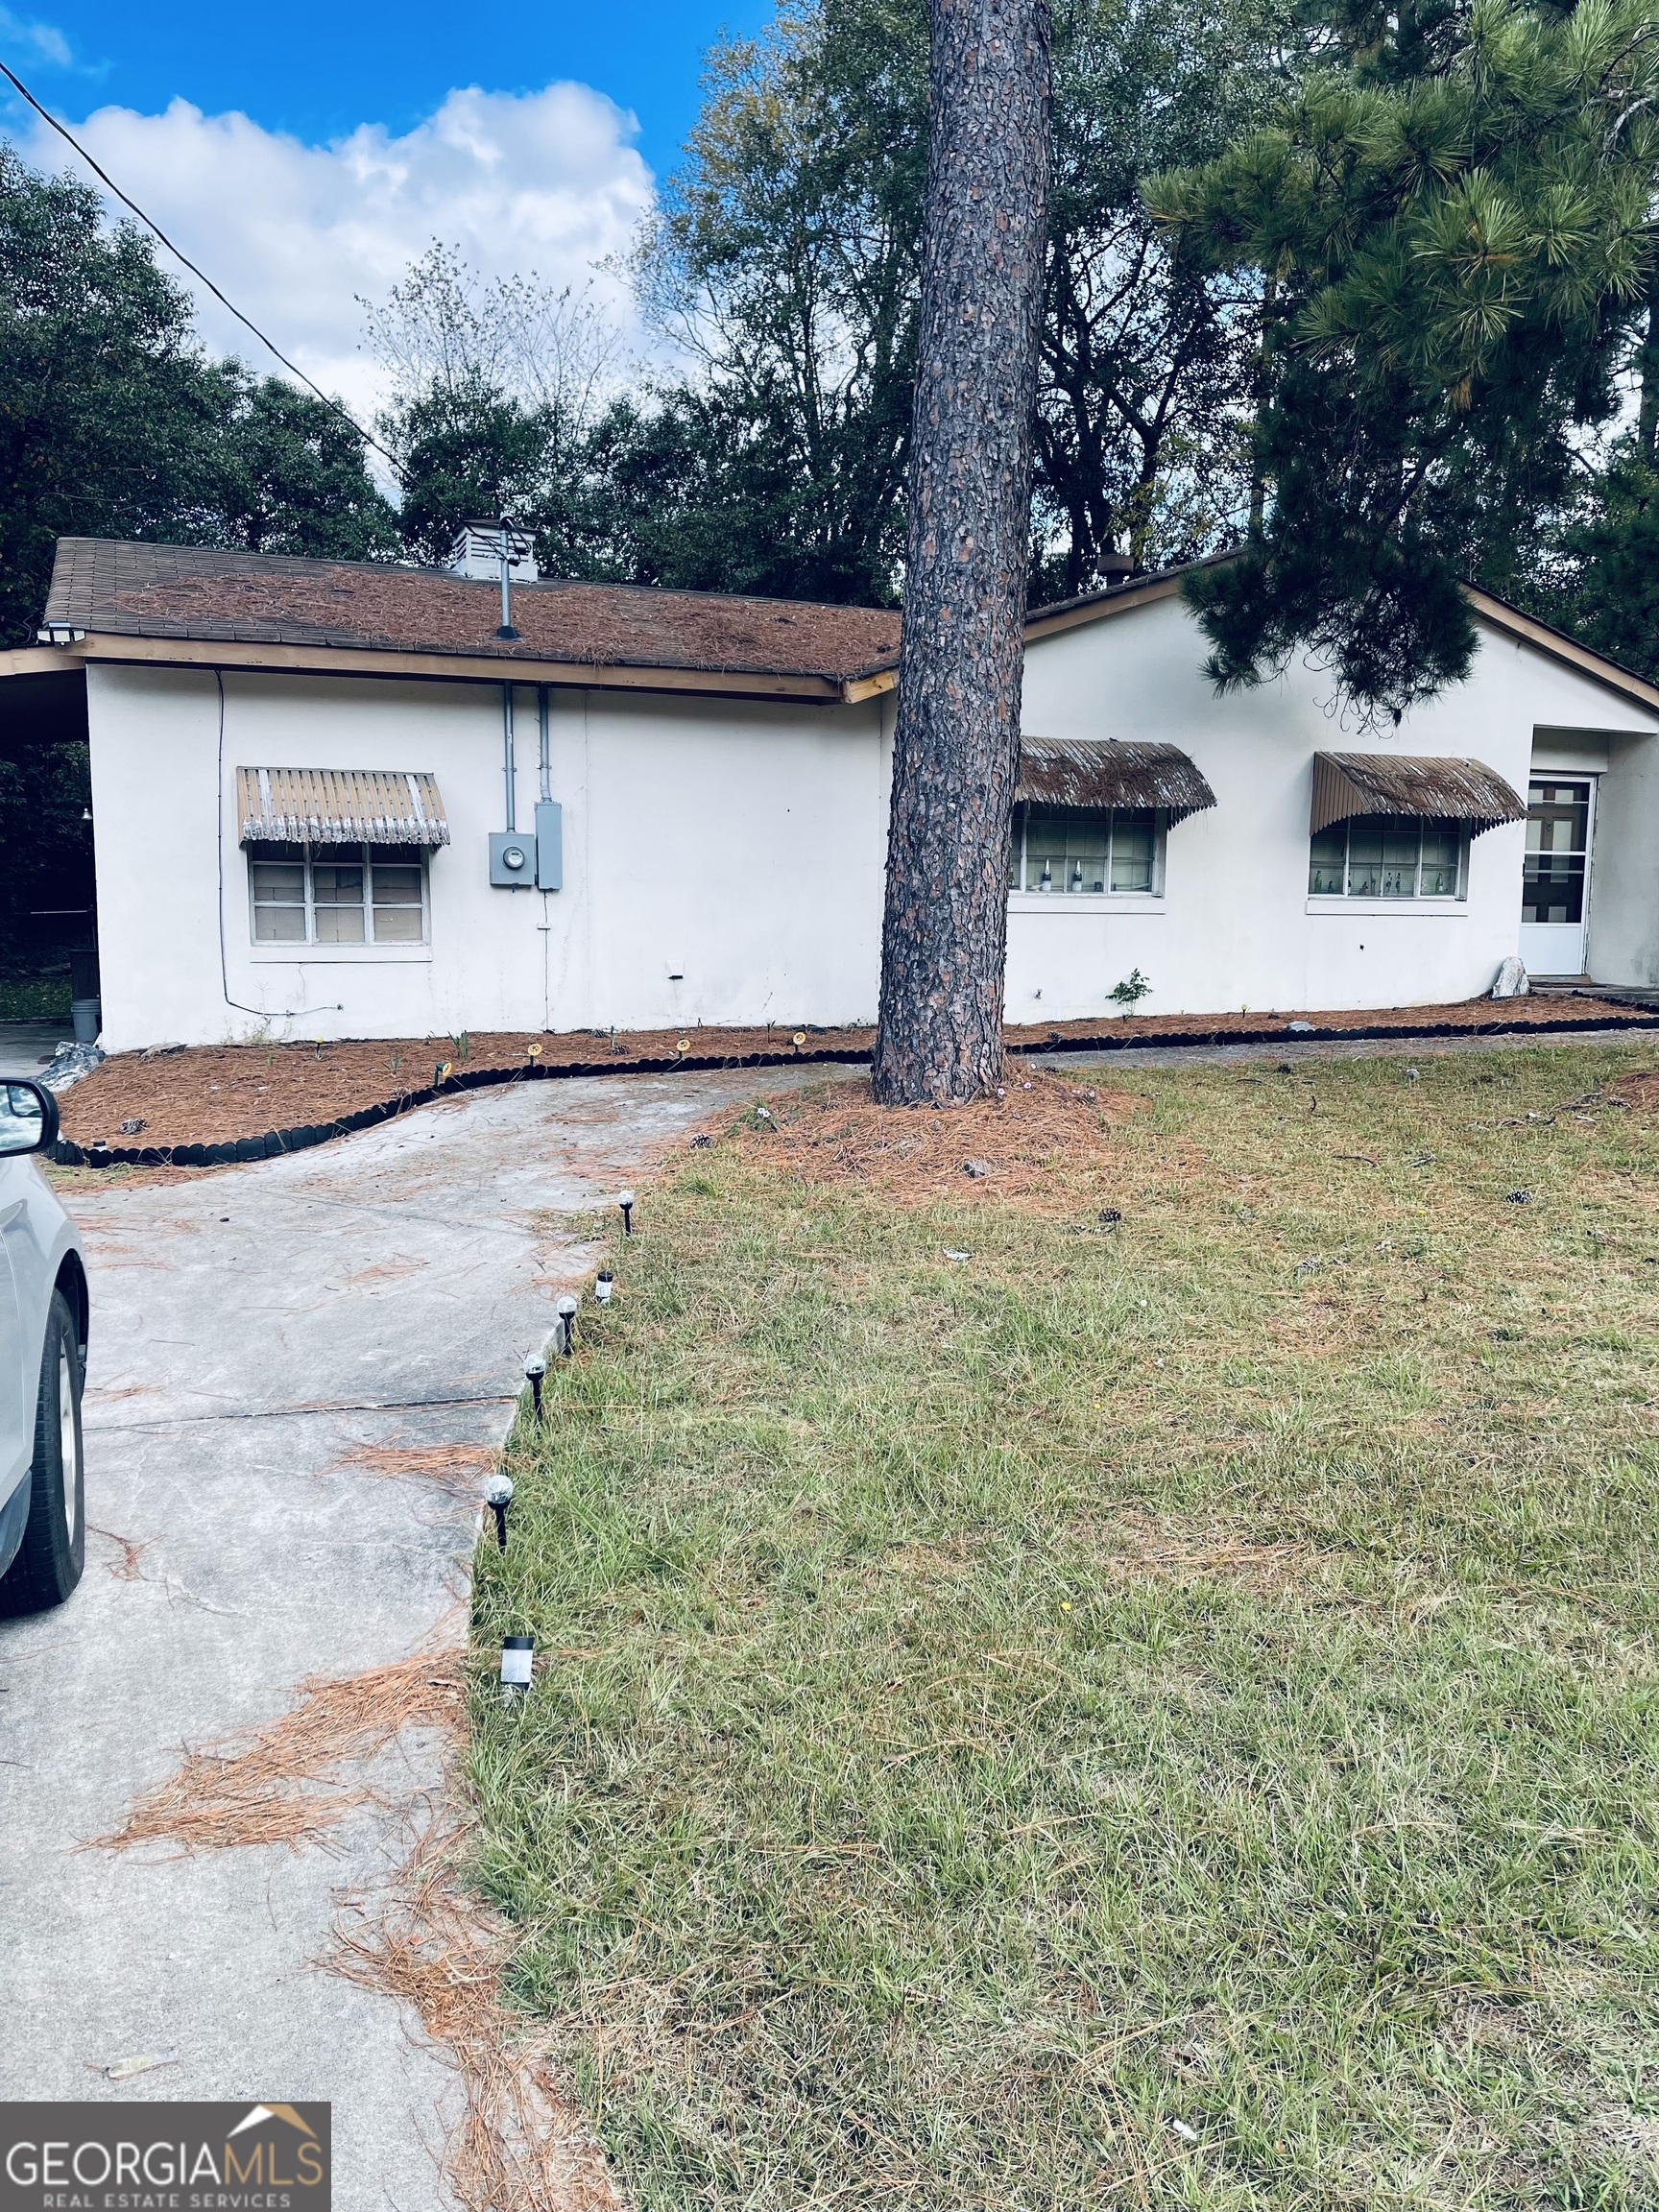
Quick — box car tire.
[0,1289,85,1615]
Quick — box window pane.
[1309,827,1346,894]
[373,904,424,943]
[251,863,305,902]
[1419,829,1461,896]
[253,905,306,942]
[311,863,363,902]
[1380,825,1418,897]
[1007,805,1024,891]
[315,902,366,943]
[1346,821,1384,896]
[1025,805,1117,893]
[1523,855,1585,924]
[371,866,422,904]
[1110,809,1154,893]
[1527,781,1589,854]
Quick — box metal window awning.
[237,767,450,848]
[1310,752,1525,837]
[1016,738,1216,824]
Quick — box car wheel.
[0,1289,85,1615]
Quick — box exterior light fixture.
[595,1269,614,1304]
[484,1473,514,1549]
[500,1634,534,1703]
[556,1291,579,1356]
[524,1352,546,1421]
[618,1190,636,1236]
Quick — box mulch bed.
[50,996,1653,1157]
[730,1070,1140,1211]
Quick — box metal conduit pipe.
[502,684,516,831]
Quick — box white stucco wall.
[84,664,889,1050]
[1012,596,1659,1018]
[81,589,1659,1049]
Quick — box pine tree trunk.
[871,0,1053,1106]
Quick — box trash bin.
[70,997,101,1046]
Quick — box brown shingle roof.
[43,539,903,684]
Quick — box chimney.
[446,518,539,584]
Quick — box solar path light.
[556,1292,579,1357]
[523,1352,546,1422]
[500,1635,534,1705]
[484,1473,514,1550]
[618,1190,636,1236]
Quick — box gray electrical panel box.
[490,830,537,888]
[535,800,563,891]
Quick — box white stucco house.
[6,531,1659,1053]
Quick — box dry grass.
[94,1649,465,1853]
[471,1042,1659,2211]
[728,1067,1139,1208]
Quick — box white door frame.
[1520,773,1598,979]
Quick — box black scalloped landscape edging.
[49,1010,1659,1170]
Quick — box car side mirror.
[0,1079,60,1158]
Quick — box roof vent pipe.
[495,513,520,640]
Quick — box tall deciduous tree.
[872,0,1053,1104]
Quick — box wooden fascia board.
[842,666,898,702]
[0,645,84,678]
[1023,572,1183,643]
[838,575,1185,698]
[1465,590,1659,718]
[64,631,850,704]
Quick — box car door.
[0,1155,27,1497]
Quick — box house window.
[248,843,427,945]
[1008,805,1166,894]
[1523,781,1590,923]
[1308,816,1467,899]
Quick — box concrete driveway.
[0,1069,797,2209]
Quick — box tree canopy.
[0,146,395,652]
[1148,0,1659,717]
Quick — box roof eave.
[53,631,854,704]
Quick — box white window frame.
[1307,815,1470,904]
[247,842,431,956]
[1007,802,1168,902]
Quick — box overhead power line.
[0,58,402,474]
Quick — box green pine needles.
[1148,0,1659,719]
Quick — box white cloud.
[20,83,656,423]
[1,5,75,69]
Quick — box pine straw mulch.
[92,1646,616,2212]
[93,1648,467,1855]
[1607,1069,1659,1114]
[325,1441,499,1501]
[51,995,1646,1154]
[727,1066,1140,1209]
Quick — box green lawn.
[469,1045,1659,2209]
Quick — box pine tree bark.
[871,0,1053,1106]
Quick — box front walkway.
[0,1070,820,2206]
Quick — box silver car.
[0,1079,88,1613]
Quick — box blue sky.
[0,0,775,411]
[1,0,772,180]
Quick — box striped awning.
[237,767,449,848]
[1310,752,1525,836]
[1017,738,1216,825]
